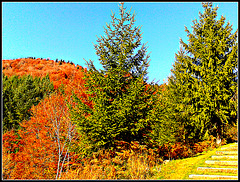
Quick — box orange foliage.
[2,58,92,179]
[61,141,161,179]
[155,135,218,161]
[2,58,86,91]
[2,92,81,179]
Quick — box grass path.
[151,143,237,180]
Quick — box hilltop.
[2,58,87,93]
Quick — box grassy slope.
[151,143,238,179]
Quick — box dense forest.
[2,2,238,179]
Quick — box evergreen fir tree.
[3,74,54,132]
[167,2,238,143]
[147,83,179,146]
[69,2,155,152]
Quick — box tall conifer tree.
[70,3,155,152]
[167,2,238,143]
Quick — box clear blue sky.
[2,2,238,84]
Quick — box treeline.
[6,57,77,66]
[2,2,238,179]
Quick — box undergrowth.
[60,136,225,179]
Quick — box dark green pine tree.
[3,74,54,132]
[167,2,238,143]
[70,2,155,152]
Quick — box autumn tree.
[167,2,238,143]
[2,92,80,179]
[69,2,156,153]
[2,58,87,179]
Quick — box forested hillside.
[2,2,237,179]
[2,58,86,90]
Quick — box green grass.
[150,143,238,180]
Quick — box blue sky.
[2,2,238,84]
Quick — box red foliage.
[2,93,82,179]
[155,135,217,160]
[2,58,86,91]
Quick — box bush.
[155,135,217,161]
[61,141,162,179]
[225,122,238,143]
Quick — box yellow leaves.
[115,150,130,159]
[58,145,163,179]
[116,146,122,149]
[90,158,99,164]
[102,158,111,165]
[112,156,124,165]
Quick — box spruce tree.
[70,2,155,152]
[147,83,179,146]
[3,74,54,132]
[167,2,238,143]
